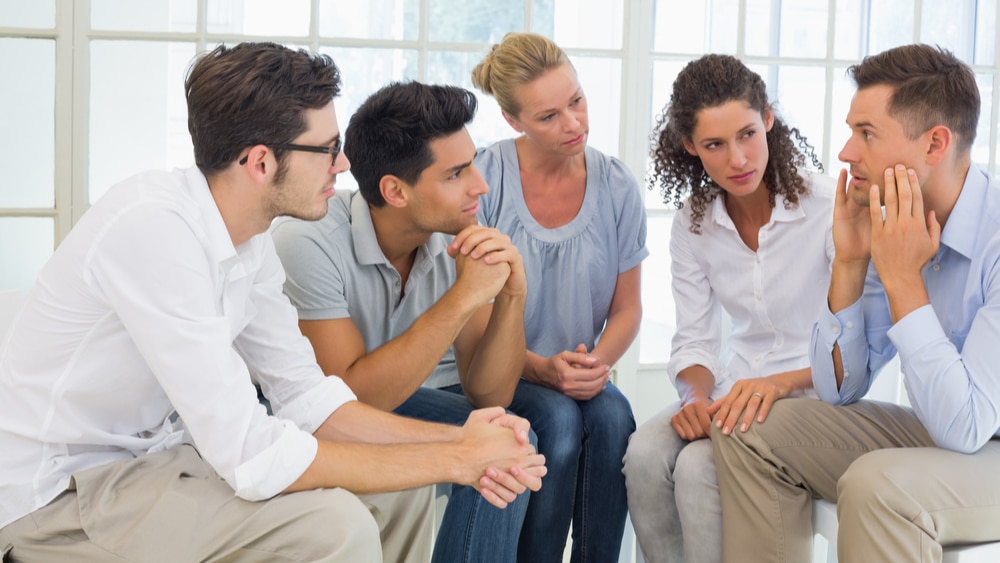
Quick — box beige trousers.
[0,444,433,562]
[712,398,1000,563]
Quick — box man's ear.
[924,125,953,166]
[502,110,524,133]
[242,145,274,183]
[380,175,408,208]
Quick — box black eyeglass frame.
[238,138,342,166]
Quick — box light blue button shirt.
[811,166,1000,453]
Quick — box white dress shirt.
[667,173,835,399]
[0,166,355,528]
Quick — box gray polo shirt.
[272,190,459,389]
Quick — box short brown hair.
[185,42,341,175]
[848,44,980,154]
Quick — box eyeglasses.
[239,137,342,166]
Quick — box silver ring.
[752,392,764,399]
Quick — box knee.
[837,450,896,511]
[674,440,718,491]
[623,419,678,479]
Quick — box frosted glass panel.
[772,65,827,165]
[426,50,509,148]
[322,46,419,193]
[92,0,196,32]
[428,0,524,43]
[0,0,54,28]
[207,0,310,36]
[574,57,621,159]
[0,38,55,208]
[746,0,828,58]
[533,0,624,50]
[319,0,419,40]
[89,41,195,204]
[653,0,738,55]
[639,214,673,364]
[0,218,53,294]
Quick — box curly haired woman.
[622,54,834,563]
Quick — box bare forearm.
[463,293,526,408]
[675,365,716,402]
[765,367,813,395]
[590,305,642,368]
[346,290,481,410]
[828,258,869,314]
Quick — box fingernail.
[723,426,731,435]
[740,423,747,432]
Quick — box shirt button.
[755,294,762,301]
[932,264,941,272]
[846,321,854,329]
[844,371,850,378]
[832,326,841,334]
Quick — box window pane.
[425,50,511,148]
[0,0,54,28]
[869,0,915,55]
[829,65,856,170]
[833,0,864,61]
[920,1,975,62]
[772,65,827,166]
[532,0,624,50]
[0,38,54,208]
[428,0,524,43]
[323,46,419,193]
[92,0,196,32]
[0,218,53,294]
[319,0,419,40]
[976,0,997,65]
[653,0,737,55]
[647,60,687,210]
[207,0,310,36]
[974,73,993,170]
[575,56,621,158]
[89,41,195,204]
[746,0,828,58]
[639,213,673,364]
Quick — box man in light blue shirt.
[713,44,1000,562]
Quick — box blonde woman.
[472,32,648,562]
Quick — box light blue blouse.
[475,139,649,357]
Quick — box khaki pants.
[0,444,433,562]
[712,398,1000,563]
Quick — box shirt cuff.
[887,304,947,360]
[273,375,357,434]
[233,420,318,501]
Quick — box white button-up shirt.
[667,173,836,398]
[0,166,355,528]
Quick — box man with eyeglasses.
[0,42,545,562]
[271,81,531,562]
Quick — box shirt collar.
[184,166,243,271]
[348,191,449,268]
[709,190,805,230]
[939,165,988,260]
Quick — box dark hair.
[848,44,980,154]
[185,42,341,176]
[649,54,821,233]
[345,82,477,207]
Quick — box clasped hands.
[460,407,547,509]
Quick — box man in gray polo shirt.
[271,81,530,563]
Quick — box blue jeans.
[508,380,635,563]
[394,385,530,563]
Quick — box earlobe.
[925,125,952,165]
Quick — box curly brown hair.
[649,54,821,233]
